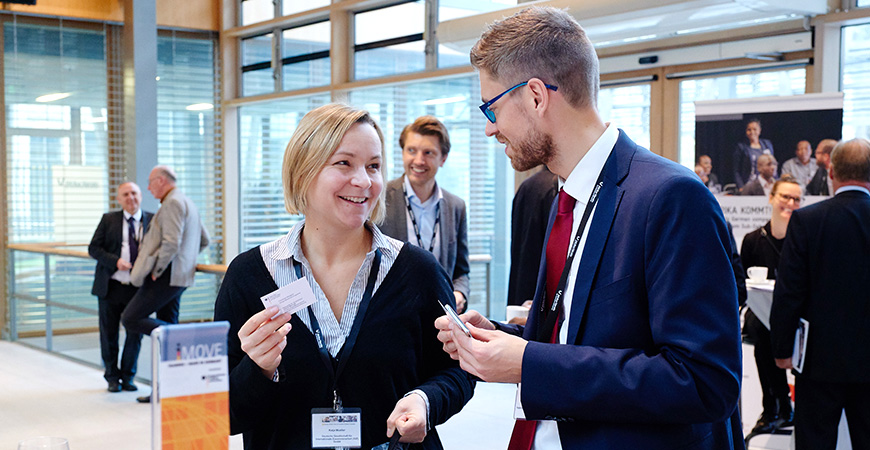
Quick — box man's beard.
[508,128,555,172]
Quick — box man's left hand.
[454,291,467,314]
[775,357,793,369]
[450,322,527,383]
[386,393,427,443]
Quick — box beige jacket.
[131,188,210,287]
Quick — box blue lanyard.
[293,249,382,412]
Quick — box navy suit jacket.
[504,131,743,449]
[88,210,153,298]
[770,190,870,382]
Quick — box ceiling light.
[185,103,214,111]
[35,93,71,103]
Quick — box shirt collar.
[123,209,142,222]
[403,174,442,208]
[561,124,619,206]
[835,185,870,196]
[266,219,397,263]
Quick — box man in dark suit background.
[806,138,837,196]
[770,138,870,449]
[380,116,470,312]
[88,182,153,393]
[435,7,743,449]
[507,167,557,307]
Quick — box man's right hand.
[116,258,133,271]
[435,310,494,360]
[238,307,293,379]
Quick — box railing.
[5,242,493,373]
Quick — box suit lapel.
[565,131,633,345]
[387,181,409,241]
[437,194,450,268]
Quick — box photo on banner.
[694,92,844,191]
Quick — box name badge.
[311,407,362,448]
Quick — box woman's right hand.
[238,306,293,379]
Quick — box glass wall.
[156,32,223,322]
[678,68,806,167]
[354,1,426,80]
[841,23,870,139]
[5,21,109,334]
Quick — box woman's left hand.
[386,393,427,443]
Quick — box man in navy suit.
[435,7,743,449]
[88,182,153,393]
[770,138,870,450]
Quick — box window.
[283,0,329,16]
[678,68,806,168]
[355,1,426,79]
[841,23,870,139]
[348,75,513,316]
[238,94,330,251]
[599,83,652,149]
[282,21,330,91]
[242,33,274,96]
[241,0,275,26]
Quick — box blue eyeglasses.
[479,81,558,123]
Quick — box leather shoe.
[121,381,138,392]
[107,380,122,393]
[776,405,794,428]
[751,412,779,434]
[136,395,151,403]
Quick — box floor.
[0,337,802,450]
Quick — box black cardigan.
[214,244,475,450]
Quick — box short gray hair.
[470,6,599,109]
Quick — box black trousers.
[794,376,870,450]
[98,280,143,383]
[745,311,791,415]
[121,265,186,336]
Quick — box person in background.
[214,104,474,449]
[123,165,210,403]
[380,116,470,313]
[780,140,818,190]
[806,138,837,196]
[435,7,742,449]
[741,154,778,196]
[771,138,870,449]
[507,167,558,307]
[740,175,802,436]
[88,182,152,393]
[698,154,721,192]
[734,118,774,189]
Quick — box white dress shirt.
[111,209,142,284]
[403,174,443,261]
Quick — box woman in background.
[740,175,801,436]
[734,118,775,188]
[215,104,474,449]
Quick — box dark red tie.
[507,188,575,450]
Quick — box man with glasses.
[380,116,471,312]
[435,6,742,449]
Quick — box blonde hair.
[470,6,599,109]
[282,103,386,223]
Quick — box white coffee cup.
[506,305,530,322]
[747,266,768,281]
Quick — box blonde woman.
[215,104,474,449]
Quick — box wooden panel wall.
[0,0,219,31]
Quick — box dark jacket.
[88,210,153,297]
